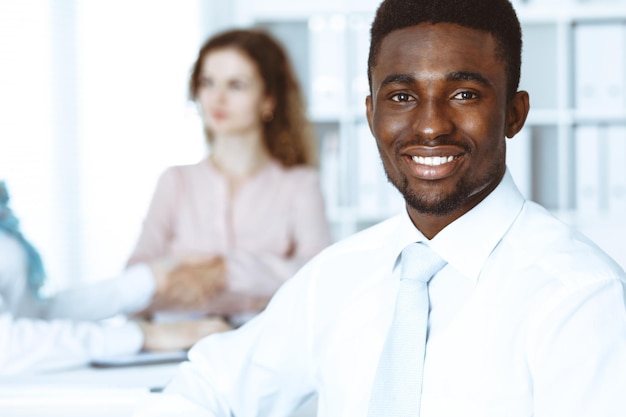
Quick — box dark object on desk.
[90,350,188,368]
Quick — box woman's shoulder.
[162,157,210,175]
[152,158,215,197]
[158,158,213,182]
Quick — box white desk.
[0,362,178,417]
[0,362,317,417]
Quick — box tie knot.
[400,242,446,284]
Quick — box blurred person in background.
[0,180,229,375]
[126,29,332,326]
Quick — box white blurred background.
[1,0,625,292]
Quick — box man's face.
[367,23,519,236]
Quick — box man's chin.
[403,191,465,217]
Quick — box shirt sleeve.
[224,169,332,299]
[0,231,29,314]
[133,264,317,417]
[0,232,146,375]
[41,264,156,320]
[127,167,180,266]
[529,277,626,417]
[0,312,143,376]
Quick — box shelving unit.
[514,4,626,206]
[514,3,626,267]
[226,1,626,266]
[249,9,405,240]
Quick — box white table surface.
[0,362,179,417]
[0,361,317,417]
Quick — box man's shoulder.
[305,215,404,274]
[287,215,404,299]
[327,215,402,253]
[506,201,625,287]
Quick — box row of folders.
[574,124,626,213]
[574,21,626,111]
[308,13,372,116]
[507,125,626,213]
[308,17,626,115]
[319,123,404,221]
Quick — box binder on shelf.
[574,22,626,112]
[607,125,626,212]
[506,126,532,199]
[348,13,371,109]
[308,14,347,116]
[520,23,558,110]
[574,125,604,213]
[318,126,342,215]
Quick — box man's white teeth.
[411,155,454,166]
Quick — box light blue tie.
[367,242,446,417]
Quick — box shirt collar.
[391,170,525,283]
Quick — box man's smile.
[411,155,455,166]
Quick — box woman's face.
[196,47,273,138]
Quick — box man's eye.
[391,93,412,102]
[454,91,477,100]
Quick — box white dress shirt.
[135,170,626,417]
[0,231,154,375]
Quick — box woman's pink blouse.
[127,158,333,316]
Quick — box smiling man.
[135,0,626,416]
[365,19,526,239]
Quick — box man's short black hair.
[368,0,522,100]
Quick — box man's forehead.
[373,24,499,72]
[375,23,497,65]
[369,24,505,96]
[378,22,495,51]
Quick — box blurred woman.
[127,29,332,325]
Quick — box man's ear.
[505,90,530,138]
[365,95,374,134]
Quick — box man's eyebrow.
[379,71,492,89]
[447,71,491,87]
[379,73,417,88]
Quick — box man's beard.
[383,161,502,217]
